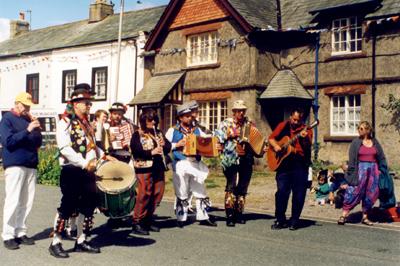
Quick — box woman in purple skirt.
[337,121,388,226]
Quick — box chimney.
[10,12,29,38]
[89,0,114,23]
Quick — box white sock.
[52,233,62,245]
[77,214,86,244]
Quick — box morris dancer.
[130,109,171,235]
[215,100,255,226]
[107,102,135,163]
[171,105,217,227]
[49,84,115,258]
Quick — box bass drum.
[96,160,136,219]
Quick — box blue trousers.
[275,165,308,223]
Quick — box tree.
[381,94,400,136]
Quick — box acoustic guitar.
[267,120,319,171]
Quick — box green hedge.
[37,146,61,186]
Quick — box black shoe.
[177,221,185,228]
[199,219,217,227]
[271,220,288,230]
[15,235,35,245]
[73,241,101,253]
[148,224,160,232]
[236,214,246,224]
[131,224,149,235]
[3,239,19,250]
[289,221,299,231]
[226,216,235,227]
[49,243,69,258]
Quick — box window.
[62,70,77,102]
[332,17,362,54]
[163,104,178,130]
[92,67,107,100]
[331,95,361,135]
[187,31,218,66]
[198,100,227,131]
[37,117,57,133]
[26,73,39,104]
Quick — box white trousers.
[2,166,36,241]
[173,159,209,221]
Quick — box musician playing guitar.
[268,108,313,231]
[215,100,256,227]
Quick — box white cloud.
[0,18,10,42]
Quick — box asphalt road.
[0,181,399,266]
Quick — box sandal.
[361,218,373,226]
[337,216,346,225]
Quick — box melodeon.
[240,122,266,157]
[183,134,219,157]
[109,123,133,150]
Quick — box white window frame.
[330,95,361,136]
[186,31,218,67]
[92,67,107,100]
[62,70,77,102]
[331,17,362,55]
[198,100,227,131]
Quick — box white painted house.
[0,1,165,139]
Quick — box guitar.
[267,120,319,171]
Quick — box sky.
[0,0,170,41]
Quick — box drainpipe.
[133,39,138,125]
[371,24,377,133]
[114,0,124,103]
[312,33,320,161]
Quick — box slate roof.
[280,0,400,29]
[0,6,166,57]
[259,69,313,100]
[129,71,185,106]
[226,0,278,29]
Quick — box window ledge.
[323,135,356,142]
[182,62,220,71]
[325,52,366,62]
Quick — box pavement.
[0,179,399,266]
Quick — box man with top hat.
[107,102,135,164]
[49,83,115,258]
[0,92,42,250]
[215,100,256,227]
[171,104,217,227]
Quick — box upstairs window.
[332,17,362,55]
[62,70,77,102]
[331,95,361,135]
[92,67,107,100]
[187,31,218,67]
[26,73,39,104]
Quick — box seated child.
[328,162,348,205]
[312,169,330,205]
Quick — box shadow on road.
[32,227,53,241]
[90,225,156,248]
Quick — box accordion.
[240,122,266,157]
[109,124,133,150]
[183,134,219,157]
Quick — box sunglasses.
[80,101,92,106]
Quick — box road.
[0,181,399,266]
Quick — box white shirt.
[57,118,104,169]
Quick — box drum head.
[96,161,136,194]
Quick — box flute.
[153,126,169,171]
